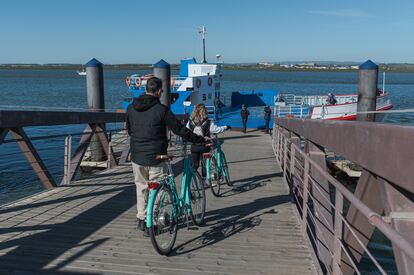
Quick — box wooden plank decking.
[0,131,318,275]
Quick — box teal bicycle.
[146,143,206,255]
[203,134,232,197]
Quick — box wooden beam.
[61,124,96,184]
[0,110,125,128]
[379,179,414,275]
[10,127,57,189]
[119,136,130,165]
[341,171,384,275]
[95,124,117,167]
[0,128,9,144]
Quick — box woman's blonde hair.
[191,103,208,124]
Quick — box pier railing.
[273,118,414,275]
[0,110,128,195]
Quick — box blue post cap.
[153,59,170,69]
[85,58,103,67]
[359,60,378,70]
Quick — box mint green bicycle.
[204,134,232,197]
[146,143,206,255]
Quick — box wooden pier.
[0,131,318,275]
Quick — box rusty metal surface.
[0,110,125,128]
[10,127,57,189]
[277,118,414,193]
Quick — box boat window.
[202,94,206,101]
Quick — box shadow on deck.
[0,131,317,275]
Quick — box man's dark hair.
[146,77,162,94]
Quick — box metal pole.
[85,58,106,161]
[202,37,206,63]
[357,60,378,121]
[153,59,171,107]
[64,135,72,184]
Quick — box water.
[1,69,413,274]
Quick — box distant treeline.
[2,63,414,72]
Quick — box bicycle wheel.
[190,172,206,226]
[221,153,232,186]
[149,184,178,255]
[209,155,221,197]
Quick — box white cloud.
[308,9,377,18]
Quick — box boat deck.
[0,131,318,274]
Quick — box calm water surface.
[1,69,413,274]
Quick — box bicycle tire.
[190,172,206,226]
[148,184,178,255]
[221,153,232,186]
[209,155,221,197]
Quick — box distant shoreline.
[1,64,414,73]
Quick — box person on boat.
[241,104,250,133]
[276,95,285,103]
[126,77,205,236]
[264,105,272,134]
[327,93,337,105]
[214,96,223,120]
[186,103,231,179]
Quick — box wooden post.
[10,127,57,189]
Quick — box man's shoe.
[136,219,146,231]
[143,228,150,238]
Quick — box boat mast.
[382,71,386,93]
[198,26,207,63]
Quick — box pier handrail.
[273,117,414,275]
[0,110,129,193]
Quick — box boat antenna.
[198,26,207,63]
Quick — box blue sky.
[1,0,414,64]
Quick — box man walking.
[214,96,223,120]
[264,105,272,134]
[241,104,250,133]
[126,77,205,236]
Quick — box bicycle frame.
[146,143,196,227]
[206,135,228,181]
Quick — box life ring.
[135,77,142,87]
[208,77,213,86]
[125,76,131,86]
[196,79,201,88]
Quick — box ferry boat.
[120,57,222,116]
[119,27,392,128]
[274,91,393,120]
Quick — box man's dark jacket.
[126,94,204,166]
[264,106,271,120]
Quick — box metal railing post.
[283,135,288,178]
[333,191,344,275]
[63,135,72,185]
[302,158,310,233]
[290,143,295,177]
[107,140,112,169]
